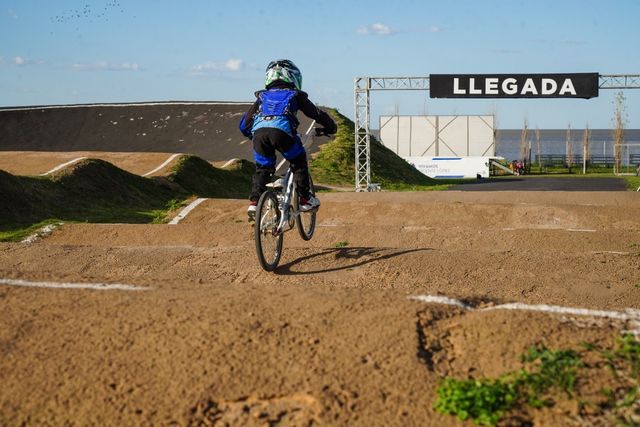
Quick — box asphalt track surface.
[0,102,319,161]
[452,176,629,191]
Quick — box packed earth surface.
[1,104,639,426]
[1,188,640,426]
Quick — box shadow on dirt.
[274,247,431,275]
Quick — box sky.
[1,0,639,129]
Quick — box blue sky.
[1,0,639,128]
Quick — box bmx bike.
[253,135,325,271]
[254,166,317,271]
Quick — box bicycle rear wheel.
[295,175,317,241]
[254,190,284,271]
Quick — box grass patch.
[435,336,640,426]
[435,346,581,426]
[334,240,348,248]
[623,175,640,190]
[0,155,254,240]
[168,155,252,198]
[435,376,518,426]
[0,219,63,242]
[310,109,448,190]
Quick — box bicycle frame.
[274,167,300,235]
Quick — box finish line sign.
[429,73,599,99]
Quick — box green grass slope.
[168,155,252,199]
[310,109,447,190]
[0,159,182,231]
[0,155,254,241]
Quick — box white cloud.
[530,38,588,46]
[361,24,443,36]
[72,61,140,71]
[13,56,44,66]
[190,58,244,75]
[357,23,395,36]
[225,59,243,71]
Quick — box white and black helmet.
[265,59,302,90]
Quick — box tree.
[520,117,529,168]
[582,125,591,172]
[612,91,627,174]
[566,123,574,173]
[535,127,541,173]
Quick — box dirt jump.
[1,189,640,426]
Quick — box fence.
[536,153,640,167]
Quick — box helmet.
[265,59,302,90]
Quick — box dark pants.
[250,128,310,202]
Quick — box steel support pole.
[354,78,371,191]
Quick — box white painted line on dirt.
[239,139,249,145]
[40,157,87,176]
[502,227,597,232]
[142,153,181,176]
[169,198,207,225]
[411,294,640,324]
[592,251,630,255]
[221,158,240,168]
[412,295,472,310]
[0,278,148,291]
[0,101,253,112]
[483,302,640,321]
[21,223,61,244]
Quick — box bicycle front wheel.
[295,175,317,241]
[254,191,284,271]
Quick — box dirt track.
[1,191,640,426]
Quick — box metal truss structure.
[354,74,640,192]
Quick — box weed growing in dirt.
[434,347,582,426]
[592,334,640,425]
[435,346,582,426]
[518,347,582,406]
[435,335,640,426]
[434,376,518,426]
[334,241,349,248]
[603,334,640,377]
